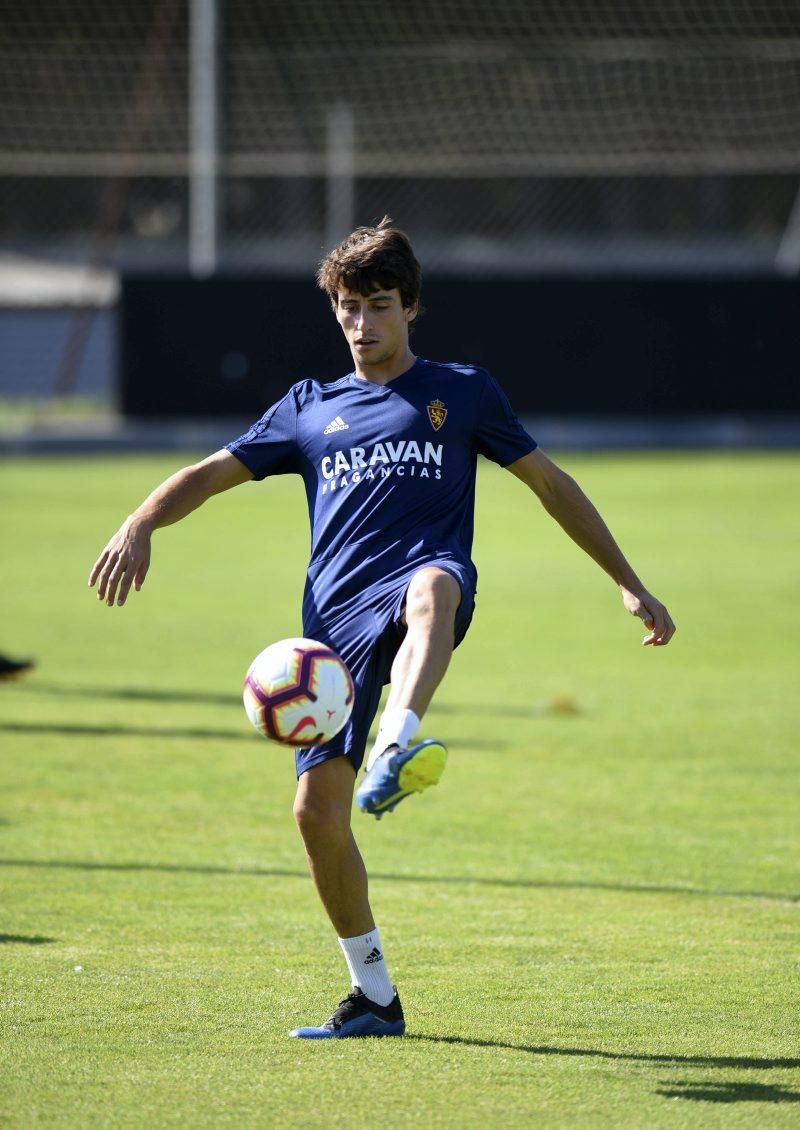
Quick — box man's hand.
[508,450,676,649]
[87,450,253,609]
[88,517,152,607]
[621,587,676,647]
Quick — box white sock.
[338,927,395,1006]
[366,708,420,771]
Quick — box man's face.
[335,286,415,368]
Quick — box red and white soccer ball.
[243,638,354,747]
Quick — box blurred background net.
[1,0,799,398]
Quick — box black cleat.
[289,986,406,1039]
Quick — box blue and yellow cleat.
[356,739,448,818]
[289,987,405,1039]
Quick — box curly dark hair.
[316,216,422,321]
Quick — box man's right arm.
[88,448,253,608]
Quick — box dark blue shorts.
[295,560,476,777]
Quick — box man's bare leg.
[293,756,373,937]
[290,570,462,1030]
[364,567,460,770]
[385,566,461,718]
[293,756,397,1011]
[357,569,461,819]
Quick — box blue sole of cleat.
[289,1021,406,1039]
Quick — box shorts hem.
[389,560,475,647]
[295,745,359,779]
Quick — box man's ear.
[404,303,418,323]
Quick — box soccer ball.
[243,638,354,747]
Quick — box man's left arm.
[507,448,676,647]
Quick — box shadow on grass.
[0,720,505,750]
[0,933,57,945]
[16,682,240,708]
[0,857,795,904]
[0,721,251,741]
[14,681,566,721]
[406,1034,800,1071]
[655,1079,800,1103]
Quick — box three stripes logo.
[364,947,384,965]
[323,415,349,435]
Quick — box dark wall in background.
[121,276,799,417]
[121,278,344,418]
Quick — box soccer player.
[89,218,675,1040]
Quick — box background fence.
[1,1,799,414]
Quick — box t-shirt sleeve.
[475,371,537,466]
[225,388,301,480]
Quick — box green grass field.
[1,452,798,1126]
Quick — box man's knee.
[293,791,351,846]
[293,759,354,846]
[405,567,461,626]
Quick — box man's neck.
[353,349,417,386]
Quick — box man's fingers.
[91,526,150,607]
[104,570,121,606]
[92,546,122,599]
[96,562,113,600]
[116,569,135,606]
[103,556,130,606]
[104,551,149,605]
[623,589,676,647]
[633,596,675,646]
[96,555,120,601]
[133,557,150,591]
[116,550,150,604]
[642,606,676,647]
[88,551,109,588]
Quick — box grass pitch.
[1,451,798,1126]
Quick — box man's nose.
[355,306,372,330]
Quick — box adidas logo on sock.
[364,947,384,965]
[323,415,349,434]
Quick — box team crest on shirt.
[427,399,447,431]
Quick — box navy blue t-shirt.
[226,357,536,626]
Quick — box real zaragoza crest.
[427,399,447,431]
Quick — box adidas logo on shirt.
[323,416,349,434]
[364,947,384,965]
